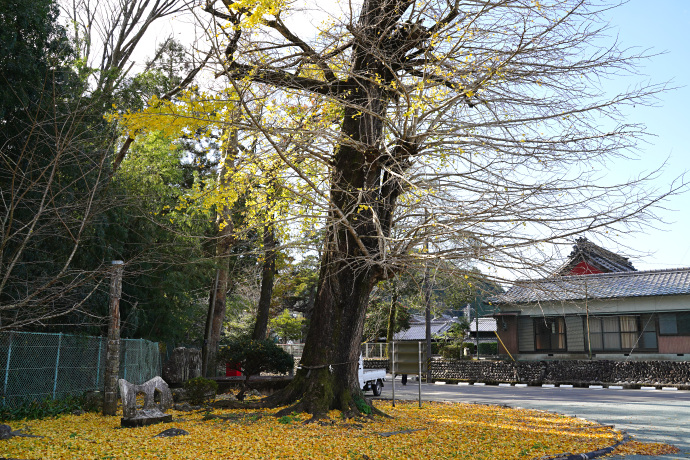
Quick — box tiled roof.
[494,268,690,304]
[393,321,454,341]
[556,237,636,275]
[469,318,497,332]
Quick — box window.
[659,312,690,335]
[639,314,657,349]
[587,315,658,351]
[534,317,566,351]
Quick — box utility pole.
[103,260,123,416]
[423,209,432,382]
[475,308,480,360]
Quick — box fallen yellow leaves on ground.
[1,400,678,459]
[610,439,680,457]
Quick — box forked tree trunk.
[213,0,415,418]
[265,0,410,418]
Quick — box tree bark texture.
[202,132,237,377]
[207,0,423,416]
[252,222,276,341]
[103,260,123,416]
[266,0,412,416]
[386,283,399,353]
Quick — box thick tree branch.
[216,63,350,97]
[263,17,339,82]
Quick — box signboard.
[390,341,427,375]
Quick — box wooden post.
[103,260,124,416]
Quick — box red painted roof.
[567,261,603,275]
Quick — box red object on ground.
[225,362,242,377]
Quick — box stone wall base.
[363,357,690,386]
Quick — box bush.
[183,377,218,405]
[0,394,85,421]
[439,342,464,359]
[217,336,294,399]
[217,336,294,379]
[218,337,295,380]
[478,342,498,355]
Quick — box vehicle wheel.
[372,380,382,396]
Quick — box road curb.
[425,380,688,392]
[536,433,630,460]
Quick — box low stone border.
[428,358,690,387]
[536,433,630,460]
[365,357,690,387]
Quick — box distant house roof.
[469,318,497,332]
[393,320,454,341]
[556,237,636,275]
[494,268,690,304]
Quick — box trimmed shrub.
[183,377,218,405]
[217,337,294,380]
[440,342,464,359]
[478,342,498,355]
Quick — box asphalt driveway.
[375,377,690,459]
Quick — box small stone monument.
[119,376,173,427]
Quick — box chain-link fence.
[0,331,161,408]
[361,342,388,358]
[276,343,304,358]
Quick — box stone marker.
[0,424,43,440]
[0,425,12,440]
[162,348,201,385]
[173,402,200,412]
[119,376,173,427]
[154,428,189,437]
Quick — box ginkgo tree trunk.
[202,129,238,377]
[196,0,679,418]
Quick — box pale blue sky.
[596,1,690,269]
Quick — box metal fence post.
[391,341,396,408]
[157,341,162,377]
[53,332,63,399]
[418,341,422,408]
[3,333,14,406]
[140,338,144,383]
[96,337,102,387]
[123,343,128,382]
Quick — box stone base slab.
[121,414,172,428]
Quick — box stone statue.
[118,376,173,427]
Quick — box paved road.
[373,377,690,459]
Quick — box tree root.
[367,403,393,419]
[210,377,391,422]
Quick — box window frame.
[533,316,567,352]
[586,315,658,351]
[658,312,690,336]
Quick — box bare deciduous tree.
[194,0,683,418]
[0,97,112,330]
